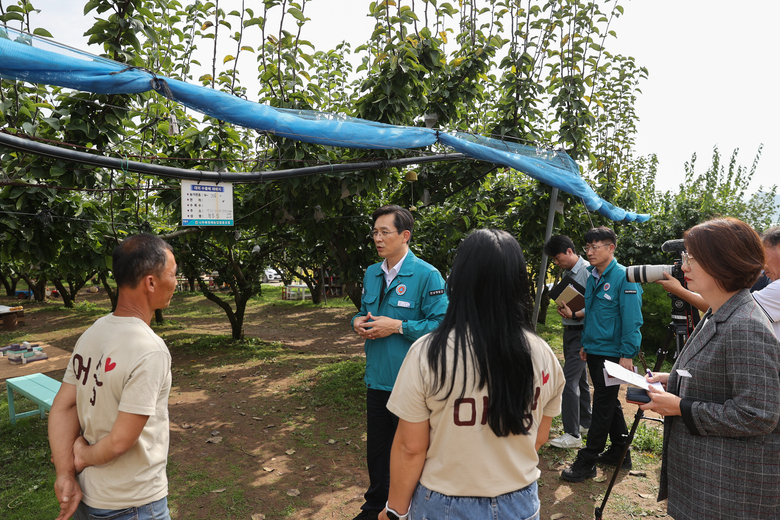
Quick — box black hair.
[584,226,617,246]
[371,205,414,244]
[426,229,535,437]
[763,226,780,248]
[544,235,576,257]
[112,234,173,289]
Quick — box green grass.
[304,357,367,416]
[167,335,287,363]
[0,390,60,519]
[632,421,664,455]
[167,284,355,320]
[167,459,250,520]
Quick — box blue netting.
[0,28,650,222]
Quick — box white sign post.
[181,180,234,226]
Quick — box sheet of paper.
[603,360,664,391]
[602,368,626,387]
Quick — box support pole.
[532,187,559,330]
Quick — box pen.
[645,368,653,378]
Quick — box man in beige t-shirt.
[48,234,177,520]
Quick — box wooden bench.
[6,373,61,426]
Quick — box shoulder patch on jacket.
[624,289,637,294]
[429,289,445,296]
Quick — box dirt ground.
[5,289,668,519]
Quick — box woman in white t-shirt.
[379,229,564,520]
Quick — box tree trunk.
[344,280,362,309]
[306,276,324,305]
[99,271,118,312]
[155,309,164,324]
[232,295,248,340]
[197,278,243,340]
[19,274,47,302]
[0,272,19,296]
[33,277,47,302]
[328,232,362,309]
[51,276,91,308]
[51,278,75,308]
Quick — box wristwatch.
[397,321,404,335]
[385,502,409,520]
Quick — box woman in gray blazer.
[641,217,780,519]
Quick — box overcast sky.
[22,1,780,195]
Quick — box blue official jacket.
[582,258,643,359]
[352,251,448,391]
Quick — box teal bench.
[6,373,61,426]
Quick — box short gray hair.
[762,226,780,248]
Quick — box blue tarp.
[0,29,650,222]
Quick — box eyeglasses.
[681,251,696,268]
[583,244,610,253]
[371,229,400,238]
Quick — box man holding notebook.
[544,235,592,449]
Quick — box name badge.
[604,293,612,301]
[397,300,411,308]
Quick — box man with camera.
[559,226,643,482]
[544,235,592,449]
[753,226,780,339]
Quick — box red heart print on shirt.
[542,371,549,385]
[105,358,116,372]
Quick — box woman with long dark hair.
[379,229,564,520]
[641,218,780,519]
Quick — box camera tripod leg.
[594,325,679,520]
[594,406,644,519]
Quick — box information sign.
[181,180,234,226]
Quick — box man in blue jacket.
[560,226,643,482]
[352,205,448,520]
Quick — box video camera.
[625,239,686,284]
[625,238,699,341]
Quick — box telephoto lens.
[625,264,674,284]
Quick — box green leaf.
[288,7,306,22]
[32,28,53,38]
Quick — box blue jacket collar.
[374,250,416,278]
[587,257,617,278]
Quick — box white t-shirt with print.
[63,314,171,509]
[387,329,564,497]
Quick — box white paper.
[603,360,664,392]
[602,368,626,387]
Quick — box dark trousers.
[362,388,399,511]
[578,354,629,463]
[561,328,592,435]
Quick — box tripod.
[594,308,700,519]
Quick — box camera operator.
[753,226,780,338]
[654,272,708,314]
